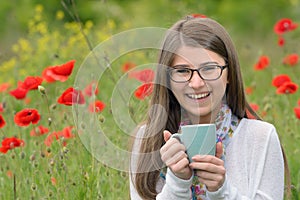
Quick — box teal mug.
[171,124,216,162]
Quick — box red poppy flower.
[191,14,207,18]
[246,109,256,119]
[9,87,28,100]
[44,132,59,147]
[88,100,106,113]
[274,18,298,34]
[44,126,74,146]
[245,86,254,95]
[278,35,285,47]
[134,83,153,100]
[14,108,41,126]
[0,103,4,113]
[294,107,300,119]
[247,103,260,119]
[84,82,99,97]
[57,87,85,106]
[20,76,43,90]
[42,60,75,83]
[249,103,259,112]
[254,55,270,70]
[122,62,136,72]
[6,170,13,178]
[276,81,298,94]
[128,69,155,83]
[272,74,291,88]
[30,125,49,136]
[61,126,74,139]
[0,83,11,92]
[283,53,299,66]
[51,177,57,186]
[0,115,6,128]
[0,137,25,154]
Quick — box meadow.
[0,1,299,199]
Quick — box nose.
[188,70,205,88]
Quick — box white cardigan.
[130,118,284,199]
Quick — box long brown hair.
[131,16,291,199]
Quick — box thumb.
[215,142,223,158]
[163,130,172,142]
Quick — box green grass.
[0,2,299,199]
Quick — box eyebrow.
[172,61,219,68]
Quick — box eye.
[174,68,191,74]
[202,65,218,71]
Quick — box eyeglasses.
[168,64,228,83]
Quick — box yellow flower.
[18,38,32,53]
[36,22,48,35]
[85,20,94,29]
[35,4,44,13]
[0,58,16,72]
[56,10,64,20]
[107,19,116,30]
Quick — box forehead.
[172,46,224,66]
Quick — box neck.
[188,104,222,124]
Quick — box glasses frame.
[168,64,228,83]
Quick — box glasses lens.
[199,65,222,80]
[170,68,192,82]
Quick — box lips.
[187,92,210,99]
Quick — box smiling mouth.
[187,92,210,99]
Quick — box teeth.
[188,92,210,99]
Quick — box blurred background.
[0,0,299,199]
[1,0,300,53]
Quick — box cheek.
[170,82,184,97]
[211,80,227,98]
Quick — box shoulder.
[238,118,277,137]
[233,118,280,147]
[239,118,275,131]
[228,118,283,163]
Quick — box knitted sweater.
[130,118,284,199]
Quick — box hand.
[189,142,225,192]
[160,130,192,180]
[215,141,223,159]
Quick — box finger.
[195,169,225,181]
[160,140,185,162]
[191,155,224,166]
[196,177,224,192]
[163,130,172,142]
[170,157,190,172]
[190,162,225,174]
[165,150,187,166]
[160,137,183,154]
[190,159,224,172]
[215,142,223,159]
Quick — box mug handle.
[170,133,182,142]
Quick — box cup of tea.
[171,124,216,162]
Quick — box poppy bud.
[38,85,46,95]
[20,151,26,159]
[50,104,57,110]
[98,115,105,123]
[31,183,37,191]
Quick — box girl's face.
[170,46,228,124]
